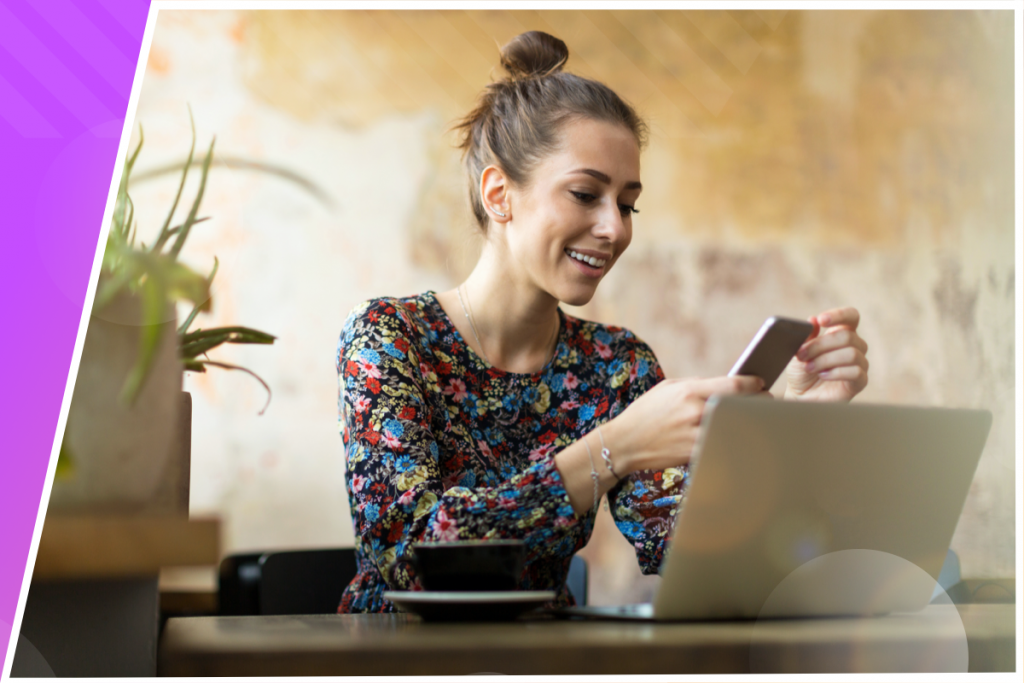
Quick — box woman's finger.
[805,346,869,374]
[687,375,765,399]
[798,328,868,361]
[816,364,869,389]
[816,307,861,331]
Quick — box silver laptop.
[565,396,991,621]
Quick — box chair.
[218,549,357,615]
[217,552,265,615]
[218,548,588,614]
[260,548,358,615]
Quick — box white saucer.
[384,590,556,621]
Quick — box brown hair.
[453,31,648,231]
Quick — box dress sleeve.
[604,335,687,575]
[338,299,580,591]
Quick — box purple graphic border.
[0,0,150,673]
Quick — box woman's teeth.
[566,249,607,268]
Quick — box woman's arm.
[555,374,765,517]
[574,337,761,573]
[339,299,580,589]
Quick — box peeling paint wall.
[131,9,1015,604]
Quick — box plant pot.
[48,290,183,513]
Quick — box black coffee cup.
[412,540,526,592]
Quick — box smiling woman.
[336,30,870,614]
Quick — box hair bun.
[499,31,569,80]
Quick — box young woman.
[336,31,869,613]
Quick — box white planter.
[49,291,183,513]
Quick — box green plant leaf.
[131,155,334,209]
[124,193,135,245]
[113,127,144,240]
[189,359,273,414]
[152,109,197,254]
[168,136,215,260]
[56,435,75,479]
[178,255,218,335]
[183,359,208,372]
[110,251,210,405]
[180,330,232,359]
[163,258,212,312]
[118,275,167,406]
[179,326,276,361]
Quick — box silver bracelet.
[597,426,620,480]
[582,436,600,512]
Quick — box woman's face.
[503,118,642,307]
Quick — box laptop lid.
[653,397,991,621]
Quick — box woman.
[336,31,869,613]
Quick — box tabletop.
[159,602,1015,675]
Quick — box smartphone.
[728,316,815,389]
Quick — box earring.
[495,210,507,218]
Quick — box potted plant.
[52,117,278,512]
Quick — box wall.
[127,9,1016,604]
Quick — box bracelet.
[597,426,620,480]
[582,436,600,512]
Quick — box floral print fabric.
[336,291,687,613]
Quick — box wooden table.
[160,603,1015,675]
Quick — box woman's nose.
[593,201,628,242]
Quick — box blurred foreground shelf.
[12,515,220,678]
[159,565,219,615]
[32,515,219,580]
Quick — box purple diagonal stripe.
[94,0,150,39]
[30,0,136,95]
[0,0,152,676]
[0,72,60,138]
[0,2,115,130]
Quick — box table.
[159,603,1015,675]
[12,515,219,677]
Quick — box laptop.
[562,396,992,621]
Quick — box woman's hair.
[453,31,648,231]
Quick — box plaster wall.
[127,9,1015,605]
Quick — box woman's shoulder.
[561,313,663,394]
[563,311,658,363]
[339,292,443,355]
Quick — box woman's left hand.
[784,307,869,402]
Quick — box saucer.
[383,590,556,622]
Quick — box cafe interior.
[11,8,1017,678]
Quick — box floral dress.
[336,291,689,613]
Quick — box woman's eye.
[571,191,638,217]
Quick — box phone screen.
[728,317,815,389]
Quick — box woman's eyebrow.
[571,168,642,191]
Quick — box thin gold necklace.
[457,284,491,365]
[456,284,559,370]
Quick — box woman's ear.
[480,165,511,223]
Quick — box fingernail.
[796,348,807,361]
[820,314,831,326]
[805,361,815,372]
[819,370,830,378]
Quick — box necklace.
[457,284,491,365]
[456,284,560,370]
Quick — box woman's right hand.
[604,376,767,474]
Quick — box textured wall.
[129,9,1015,604]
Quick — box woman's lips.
[565,248,606,278]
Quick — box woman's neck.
[439,245,561,374]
